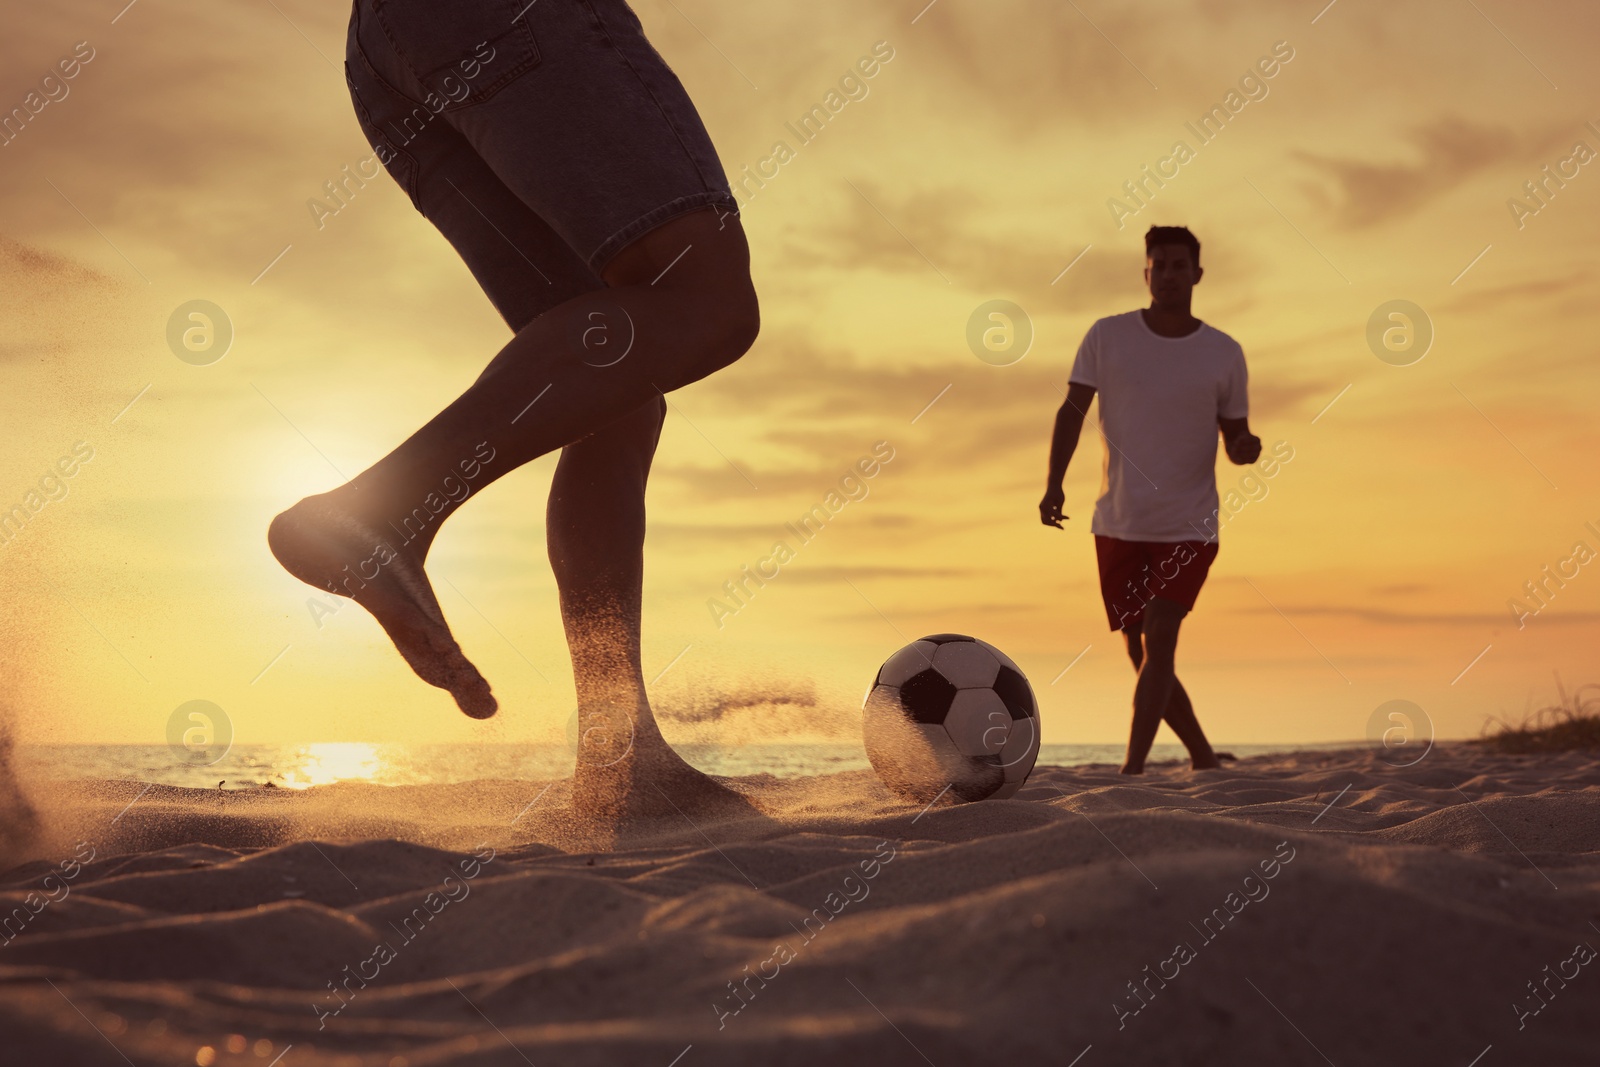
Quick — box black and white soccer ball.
[862,634,1040,803]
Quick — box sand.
[1,743,1597,1065]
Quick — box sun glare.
[277,742,384,789]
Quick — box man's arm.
[1218,416,1261,465]
[1039,382,1096,528]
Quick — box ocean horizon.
[16,741,1372,791]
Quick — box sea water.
[18,742,1363,790]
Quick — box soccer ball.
[862,634,1040,803]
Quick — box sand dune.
[2,744,1597,1065]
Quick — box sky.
[1,0,1598,752]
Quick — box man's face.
[1144,244,1202,305]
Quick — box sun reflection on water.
[276,742,385,789]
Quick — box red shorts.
[1094,536,1219,631]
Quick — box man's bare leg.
[1119,597,1220,773]
[1154,677,1221,770]
[269,209,757,717]
[546,396,751,818]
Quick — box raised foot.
[267,494,496,718]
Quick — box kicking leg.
[278,0,757,719]
[269,209,758,717]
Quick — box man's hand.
[1224,431,1262,465]
[1039,485,1067,528]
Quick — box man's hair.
[1144,225,1200,267]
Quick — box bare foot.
[267,492,496,718]
[1119,763,1145,776]
[1190,754,1222,771]
[569,701,759,824]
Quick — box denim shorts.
[344,0,740,330]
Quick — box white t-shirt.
[1068,309,1248,543]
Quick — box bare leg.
[548,396,752,818]
[1119,597,1209,774]
[1158,678,1221,770]
[269,209,757,717]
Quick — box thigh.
[1150,541,1220,614]
[360,0,739,275]
[1095,535,1155,632]
[345,3,602,330]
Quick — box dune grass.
[1474,681,1600,753]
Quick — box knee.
[1139,628,1178,668]
[699,280,760,376]
[669,274,758,386]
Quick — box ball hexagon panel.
[944,689,1011,756]
[931,640,1001,690]
[922,633,976,644]
[899,668,958,724]
[992,665,1036,720]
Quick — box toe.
[454,679,498,719]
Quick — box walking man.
[1039,226,1259,774]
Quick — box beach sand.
[2,743,1597,1065]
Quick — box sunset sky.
[2,0,1598,752]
